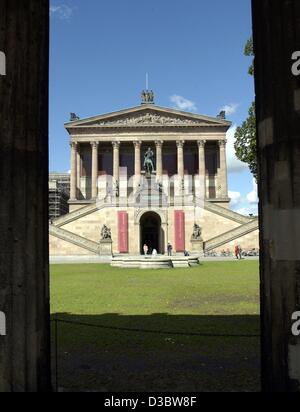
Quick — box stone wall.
[49,205,259,256]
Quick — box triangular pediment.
[65,104,231,130]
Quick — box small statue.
[70,112,80,122]
[143,147,155,175]
[192,224,202,240]
[217,110,226,120]
[101,225,112,241]
[141,89,155,104]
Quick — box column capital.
[155,140,164,148]
[112,141,121,149]
[197,140,207,148]
[90,141,99,148]
[133,140,142,148]
[70,141,78,149]
[176,140,185,148]
[218,140,227,148]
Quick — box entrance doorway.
[140,212,164,255]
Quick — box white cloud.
[236,206,258,217]
[226,125,249,173]
[170,95,197,112]
[221,103,239,116]
[50,4,74,20]
[229,181,259,216]
[229,191,242,208]
[247,179,259,205]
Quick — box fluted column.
[76,144,81,194]
[198,140,206,198]
[133,141,141,176]
[91,141,99,199]
[218,140,228,198]
[70,141,78,200]
[176,141,185,178]
[155,140,163,181]
[112,141,120,194]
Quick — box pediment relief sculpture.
[97,113,207,127]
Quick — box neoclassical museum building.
[49,92,259,257]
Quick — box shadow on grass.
[51,313,261,392]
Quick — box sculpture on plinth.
[101,225,112,241]
[190,224,204,256]
[192,224,202,241]
[99,225,113,256]
[143,147,155,175]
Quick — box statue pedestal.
[190,239,204,257]
[99,239,113,256]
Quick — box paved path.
[50,255,259,265]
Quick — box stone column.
[252,0,300,392]
[91,141,99,199]
[0,0,51,392]
[76,144,81,195]
[70,142,78,200]
[112,141,120,194]
[218,140,228,198]
[176,141,185,178]
[155,141,163,181]
[133,141,141,176]
[198,140,206,198]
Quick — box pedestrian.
[167,243,173,256]
[143,244,148,256]
[234,245,239,260]
[238,245,243,260]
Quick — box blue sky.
[50,0,257,215]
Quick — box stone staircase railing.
[201,200,253,224]
[52,202,102,228]
[204,219,259,251]
[49,225,99,254]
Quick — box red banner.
[175,211,185,252]
[118,211,128,253]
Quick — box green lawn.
[50,261,261,392]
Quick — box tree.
[234,102,257,179]
[234,38,257,180]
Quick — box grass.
[50,261,261,392]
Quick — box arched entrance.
[140,212,164,255]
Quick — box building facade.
[49,93,259,256]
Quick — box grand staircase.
[50,199,259,254]
[204,219,259,252]
[49,225,99,254]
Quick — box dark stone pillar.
[252,0,300,392]
[0,1,51,391]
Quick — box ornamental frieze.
[97,113,205,127]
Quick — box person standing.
[238,245,243,260]
[143,244,149,256]
[167,243,173,257]
[234,245,239,260]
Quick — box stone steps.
[202,200,253,224]
[49,225,99,254]
[204,219,259,251]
